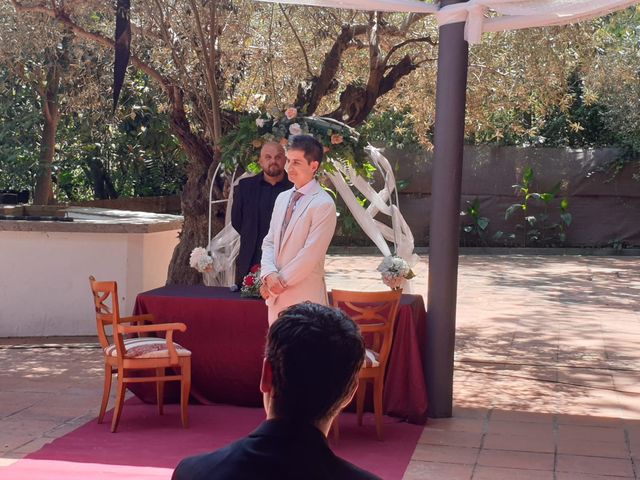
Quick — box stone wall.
[68,148,640,248]
[71,195,181,214]
[337,146,640,247]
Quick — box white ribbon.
[326,146,419,292]
[204,171,255,287]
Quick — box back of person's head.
[266,302,364,424]
[289,135,324,165]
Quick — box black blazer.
[172,420,381,480]
[231,174,292,284]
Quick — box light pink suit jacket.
[260,180,337,324]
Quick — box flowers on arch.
[377,255,416,290]
[189,247,214,273]
[220,107,371,176]
[241,264,262,298]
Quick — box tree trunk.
[33,33,72,205]
[85,158,119,199]
[34,111,58,205]
[166,160,225,285]
[325,55,418,127]
[165,86,225,285]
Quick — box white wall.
[0,229,179,337]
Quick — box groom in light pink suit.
[260,135,337,324]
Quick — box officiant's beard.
[264,163,284,178]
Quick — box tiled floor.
[1,254,639,479]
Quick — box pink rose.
[330,134,344,145]
[285,107,298,120]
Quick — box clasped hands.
[260,273,287,300]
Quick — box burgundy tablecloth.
[130,285,429,424]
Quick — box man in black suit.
[231,141,292,286]
[172,302,380,480]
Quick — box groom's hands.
[263,273,287,296]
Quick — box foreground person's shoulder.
[171,448,234,480]
[337,464,382,480]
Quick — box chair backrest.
[89,276,125,356]
[330,289,402,371]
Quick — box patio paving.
[1,254,639,479]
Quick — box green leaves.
[505,203,523,219]
[361,108,422,150]
[560,198,572,227]
[500,167,573,247]
[461,197,490,246]
[220,110,375,176]
[522,166,533,186]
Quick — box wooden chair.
[331,289,402,440]
[89,276,192,432]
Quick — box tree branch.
[378,54,418,97]
[187,0,221,144]
[152,0,187,75]
[279,5,313,78]
[294,23,366,114]
[267,5,279,109]
[399,12,429,33]
[384,36,437,64]
[11,0,170,92]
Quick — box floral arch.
[199,108,419,291]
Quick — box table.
[131,285,429,424]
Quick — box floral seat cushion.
[105,337,191,359]
[363,348,380,368]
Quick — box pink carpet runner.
[3,399,422,479]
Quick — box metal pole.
[426,0,469,418]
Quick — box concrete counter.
[0,208,183,337]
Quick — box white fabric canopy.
[261,0,436,13]
[257,0,640,44]
[438,0,640,43]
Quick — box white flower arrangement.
[189,247,214,273]
[289,123,302,136]
[376,255,416,290]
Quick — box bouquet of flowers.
[376,255,416,290]
[189,247,214,273]
[241,264,262,298]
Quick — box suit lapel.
[279,182,319,248]
[273,189,293,255]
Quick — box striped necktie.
[280,191,303,241]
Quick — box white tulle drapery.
[203,170,258,287]
[202,223,240,286]
[325,146,419,292]
[256,0,640,44]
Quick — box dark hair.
[288,135,324,165]
[266,302,365,424]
